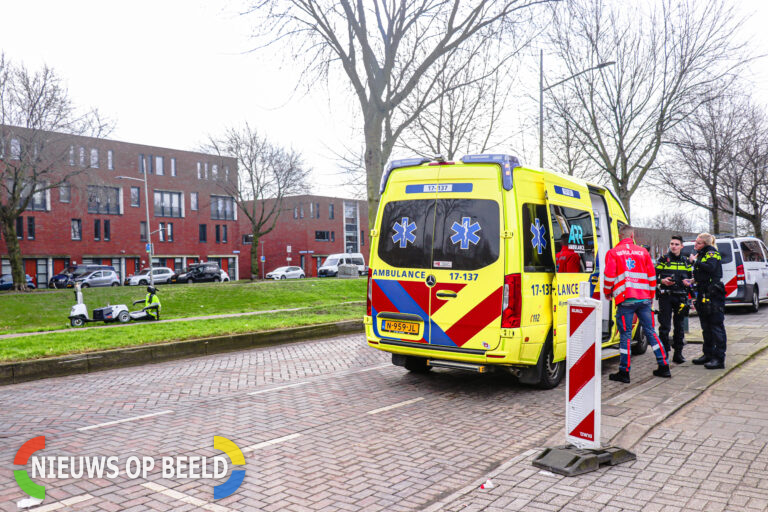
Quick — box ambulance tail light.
[737,264,746,285]
[501,273,522,328]
[366,268,373,316]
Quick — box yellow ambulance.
[365,154,646,388]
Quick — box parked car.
[266,266,305,280]
[127,267,175,286]
[318,253,367,277]
[75,269,121,288]
[683,235,768,312]
[170,263,225,284]
[0,274,36,290]
[61,265,116,288]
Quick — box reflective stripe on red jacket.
[603,238,657,305]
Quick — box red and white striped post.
[565,282,602,450]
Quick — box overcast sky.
[2,0,768,223]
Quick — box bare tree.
[0,54,111,290]
[204,124,311,279]
[656,91,746,234]
[546,0,748,218]
[249,0,553,229]
[544,95,592,177]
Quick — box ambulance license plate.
[382,320,419,335]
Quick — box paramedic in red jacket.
[603,224,671,383]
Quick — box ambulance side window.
[522,203,555,272]
[550,205,594,273]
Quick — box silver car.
[76,270,121,288]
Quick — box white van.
[682,236,768,312]
[318,253,367,277]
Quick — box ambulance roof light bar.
[380,157,430,193]
[460,154,520,191]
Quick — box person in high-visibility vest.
[133,286,161,320]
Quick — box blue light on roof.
[460,154,521,190]
[379,157,430,194]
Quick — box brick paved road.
[0,307,764,511]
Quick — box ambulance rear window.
[377,199,499,270]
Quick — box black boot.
[704,359,725,369]
[609,370,630,383]
[673,350,685,364]
[692,355,709,365]
[653,364,671,378]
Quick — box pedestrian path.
[427,309,768,511]
[0,300,364,340]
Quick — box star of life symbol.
[530,218,547,255]
[626,257,636,270]
[450,217,482,250]
[392,217,417,248]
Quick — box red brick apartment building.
[0,127,242,287]
[247,195,369,278]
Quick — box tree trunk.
[711,210,720,235]
[751,219,763,241]
[1,217,28,291]
[617,188,631,221]
[364,114,385,233]
[251,233,260,280]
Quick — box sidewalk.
[427,309,768,511]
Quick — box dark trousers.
[697,301,727,363]
[658,294,686,353]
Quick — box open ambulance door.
[544,182,597,362]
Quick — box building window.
[224,166,229,181]
[10,138,21,160]
[315,231,330,241]
[156,156,164,176]
[309,202,313,218]
[197,162,201,180]
[71,219,82,241]
[94,219,101,241]
[158,222,165,242]
[242,234,253,244]
[24,185,47,211]
[69,145,75,166]
[27,217,35,240]
[130,187,140,207]
[148,154,154,174]
[90,148,99,168]
[104,220,111,241]
[59,183,71,203]
[331,231,335,242]
[140,221,147,242]
[139,154,145,174]
[210,195,235,220]
[329,203,334,219]
[153,190,182,218]
[222,225,228,243]
[212,164,218,180]
[293,206,298,219]
[300,204,304,218]
[199,224,207,243]
[79,147,85,166]
[107,150,114,170]
[316,203,320,219]
[171,157,177,177]
[87,186,120,215]
[16,217,23,239]
[204,162,208,180]
[215,225,220,243]
[190,192,198,211]
[167,222,173,242]
[361,230,365,246]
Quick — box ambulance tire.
[631,323,648,355]
[519,335,563,389]
[404,356,431,374]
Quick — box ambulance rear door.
[543,181,597,361]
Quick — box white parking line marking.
[242,433,302,453]
[248,382,308,396]
[366,397,424,415]
[142,482,229,511]
[32,494,94,511]
[77,410,174,431]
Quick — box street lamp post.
[539,49,615,168]
[117,173,154,286]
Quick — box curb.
[0,320,364,386]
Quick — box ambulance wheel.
[749,287,759,313]
[118,311,130,323]
[538,343,564,389]
[631,324,648,355]
[404,356,431,373]
[70,317,84,328]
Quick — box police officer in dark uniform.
[683,233,726,369]
[655,235,692,364]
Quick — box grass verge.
[0,278,366,334]
[0,303,364,362]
